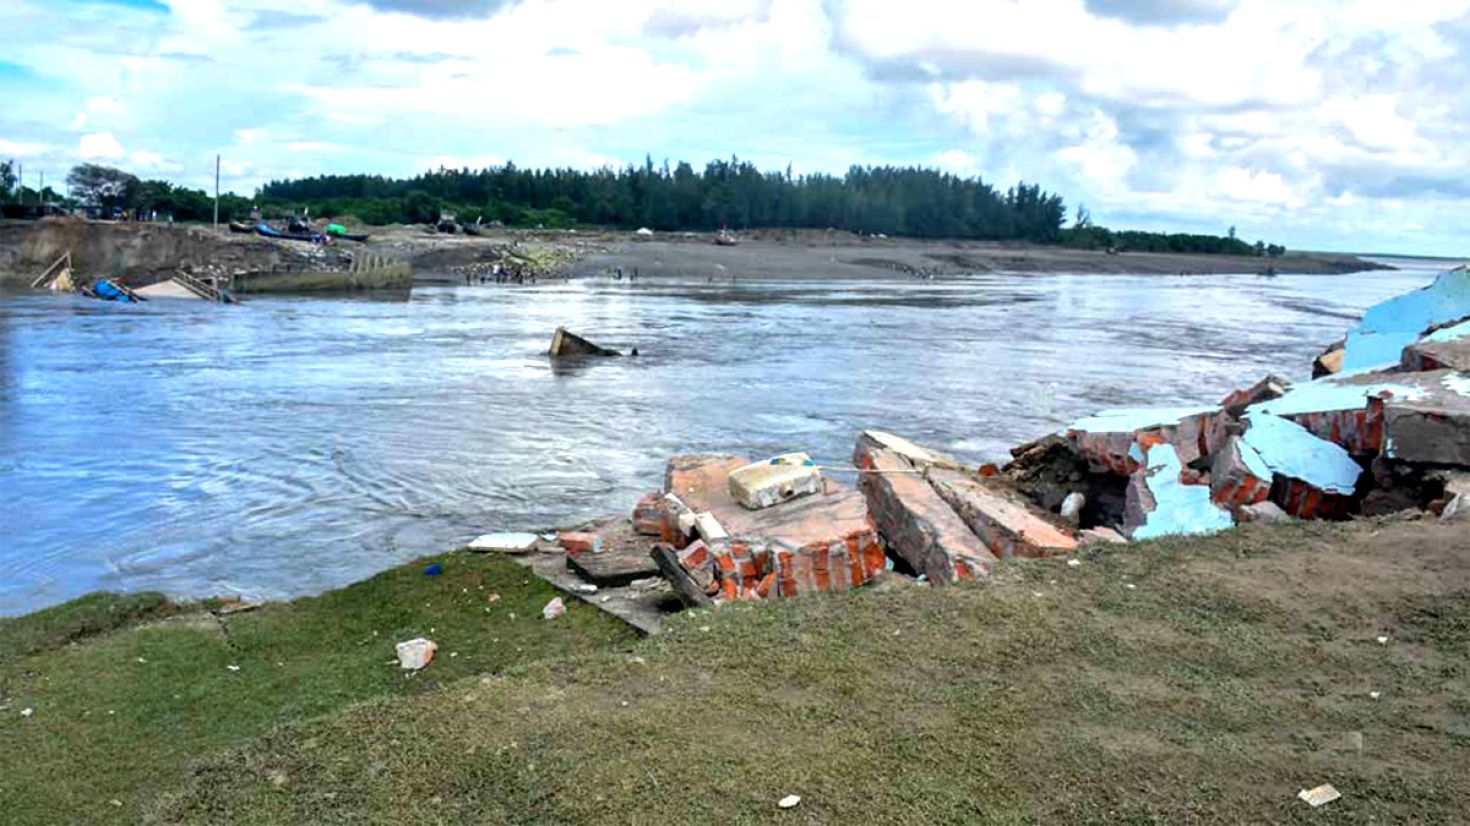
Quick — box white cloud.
[0,139,52,157]
[931,149,978,175]
[1215,167,1297,205]
[78,132,126,160]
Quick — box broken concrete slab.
[1381,371,1470,467]
[1124,438,1234,540]
[727,453,823,510]
[854,440,997,582]
[1209,436,1273,509]
[1066,405,1226,473]
[1401,319,1470,372]
[857,429,962,470]
[926,467,1078,559]
[1220,374,1290,418]
[1240,412,1362,519]
[1339,268,1470,372]
[514,545,670,635]
[656,453,887,598]
[548,326,619,357]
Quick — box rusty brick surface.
[631,491,663,536]
[925,467,1078,559]
[558,531,601,555]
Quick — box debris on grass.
[542,597,565,620]
[394,638,437,670]
[1297,784,1342,807]
[778,794,802,809]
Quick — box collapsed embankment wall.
[0,218,295,287]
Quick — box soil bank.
[574,230,1388,280]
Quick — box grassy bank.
[3,518,1465,824]
[0,552,634,824]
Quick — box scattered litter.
[20,708,33,718]
[600,595,612,603]
[487,592,501,603]
[1297,784,1341,807]
[542,597,566,620]
[1376,635,1389,644]
[109,799,122,807]
[226,665,240,672]
[1369,691,1381,699]
[1066,558,1081,567]
[1059,491,1085,525]
[620,700,629,707]
[728,453,822,510]
[135,657,147,663]
[1125,583,1137,590]
[699,625,711,632]
[395,638,438,670]
[1032,591,1044,598]
[778,794,802,809]
[572,583,599,595]
[423,563,443,577]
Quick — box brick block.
[1209,436,1271,508]
[631,491,663,536]
[926,467,1078,559]
[853,438,996,583]
[558,531,601,555]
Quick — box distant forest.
[260,159,1070,242]
[3,156,1283,255]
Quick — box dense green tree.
[66,164,139,209]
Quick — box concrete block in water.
[727,453,823,510]
[926,467,1078,559]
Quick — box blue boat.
[255,222,324,243]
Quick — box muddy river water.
[0,262,1441,614]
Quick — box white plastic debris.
[226,665,240,672]
[1376,635,1390,644]
[1059,491,1085,525]
[395,638,438,670]
[573,583,598,595]
[778,794,801,809]
[20,707,33,718]
[467,532,539,554]
[1066,558,1081,567]
[542,597,566,620]
[1297,784,1341,807]
[1369,691,1382,699]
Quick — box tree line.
[6,156,1285,255]
[258,157,1069,242]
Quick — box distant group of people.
[608,266,638,281]
[466,262,536,285]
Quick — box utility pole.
[213,154,220,231]
[38,170,43,207]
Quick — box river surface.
[0,262,1442,615]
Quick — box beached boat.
[255,222,324,243]
[714,228,739,246]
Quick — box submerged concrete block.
[854,440,996,583]
[727,453,823,510]
[926,467,1078,559]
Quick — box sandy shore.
[568,230,1387,280]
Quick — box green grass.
[0,552,635,824]
[4,519,1466,824]
[145,518,1468,825]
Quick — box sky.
[2,0,1469,255]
